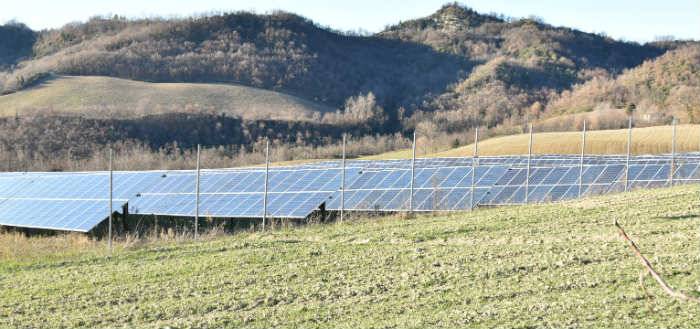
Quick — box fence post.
[670,118,676,186]
[409,131,416,212]
[525,124,533,204]
[625,116,632,192]
[262,139,270,230]
[194,144,200,239]
[108,148,113,254]
[470,127,478,209]
[340,133,346,222]
[578,121,586,198]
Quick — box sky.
[1,0,698,43]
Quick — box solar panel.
[480,164,626,205]
[1,153,700,232]
[0,171,166,232]
[129,168,361,218]
[326,165,508,211]
[0,199,125,232]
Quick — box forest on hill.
[0,3,698,170]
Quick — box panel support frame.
[409,131,416,212]
[340,133,346,222]
[470,127,479,209]
[670,118,676,186]
[578,120,586,198]
[525,124,533,204]
[625,116,632,192]
[108,148,113,254]
[195,144,201,239]
[262,139,270,230]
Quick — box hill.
[361,124,700,159]
[0,75,333,121]
[2,185,698,328]
[379,4,667,131]
[0,4,697,171]
[546,44,700,123]
[0,13,469,113]
[0,4,671,126]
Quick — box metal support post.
[670,118,676,186]
[578,121,586,198]
[525,124,533,204]
[409,131,416,212]
[262,140,270,230]
[195,144,201,239]
[470,128,479,209]
[108,148,113,254]
[625,117,632,192]
[340,133,346,222]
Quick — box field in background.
[362,125,700,160]
[2,185,698,328]
[0,75,333,121]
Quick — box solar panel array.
[0,172,165,231]
[129,168,361,218]
[325,166,507,211]
[1,153,699,232]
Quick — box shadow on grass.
[653,213,699,221]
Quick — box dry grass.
[0,225,230,264]
[0,231,102,263]
[439,124,700,156]
[0,75,333,121]
[363,125,700,160]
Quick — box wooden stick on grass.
[614,219,700,303]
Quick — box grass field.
[1,185,699,328]
[362,125,700,160]
[0,75,333,121]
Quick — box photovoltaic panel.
[2,153,700,232]
[612,162,700,191]
[326,165,508,211]
[0,199,126,232]
[296,154,700,173]
[480,164,626,205]
[129,168,361,218]
[130,192,336,218]
[0,171,167,232]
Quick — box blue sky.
[1,0,698,43]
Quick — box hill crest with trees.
[0,3,697,170]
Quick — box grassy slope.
[0,75,334,121]
[1,185,699,328]
[361,125,700,160]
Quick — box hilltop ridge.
[0,3,697,171]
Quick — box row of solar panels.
[297,153,700,169]
[1,154,699,232]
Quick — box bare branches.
[614,219,700,304]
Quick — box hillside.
[381,5,660,70]
[362,124,700,159]
[0,13,469,113]
[0,75,333,121]
[0,5,671,125]
[0,4,697,171]
[379,4,668,131]
[2,185,698,328]
[546,44,700,123]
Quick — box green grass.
[1,185,699,328]
[0,75,333,121]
